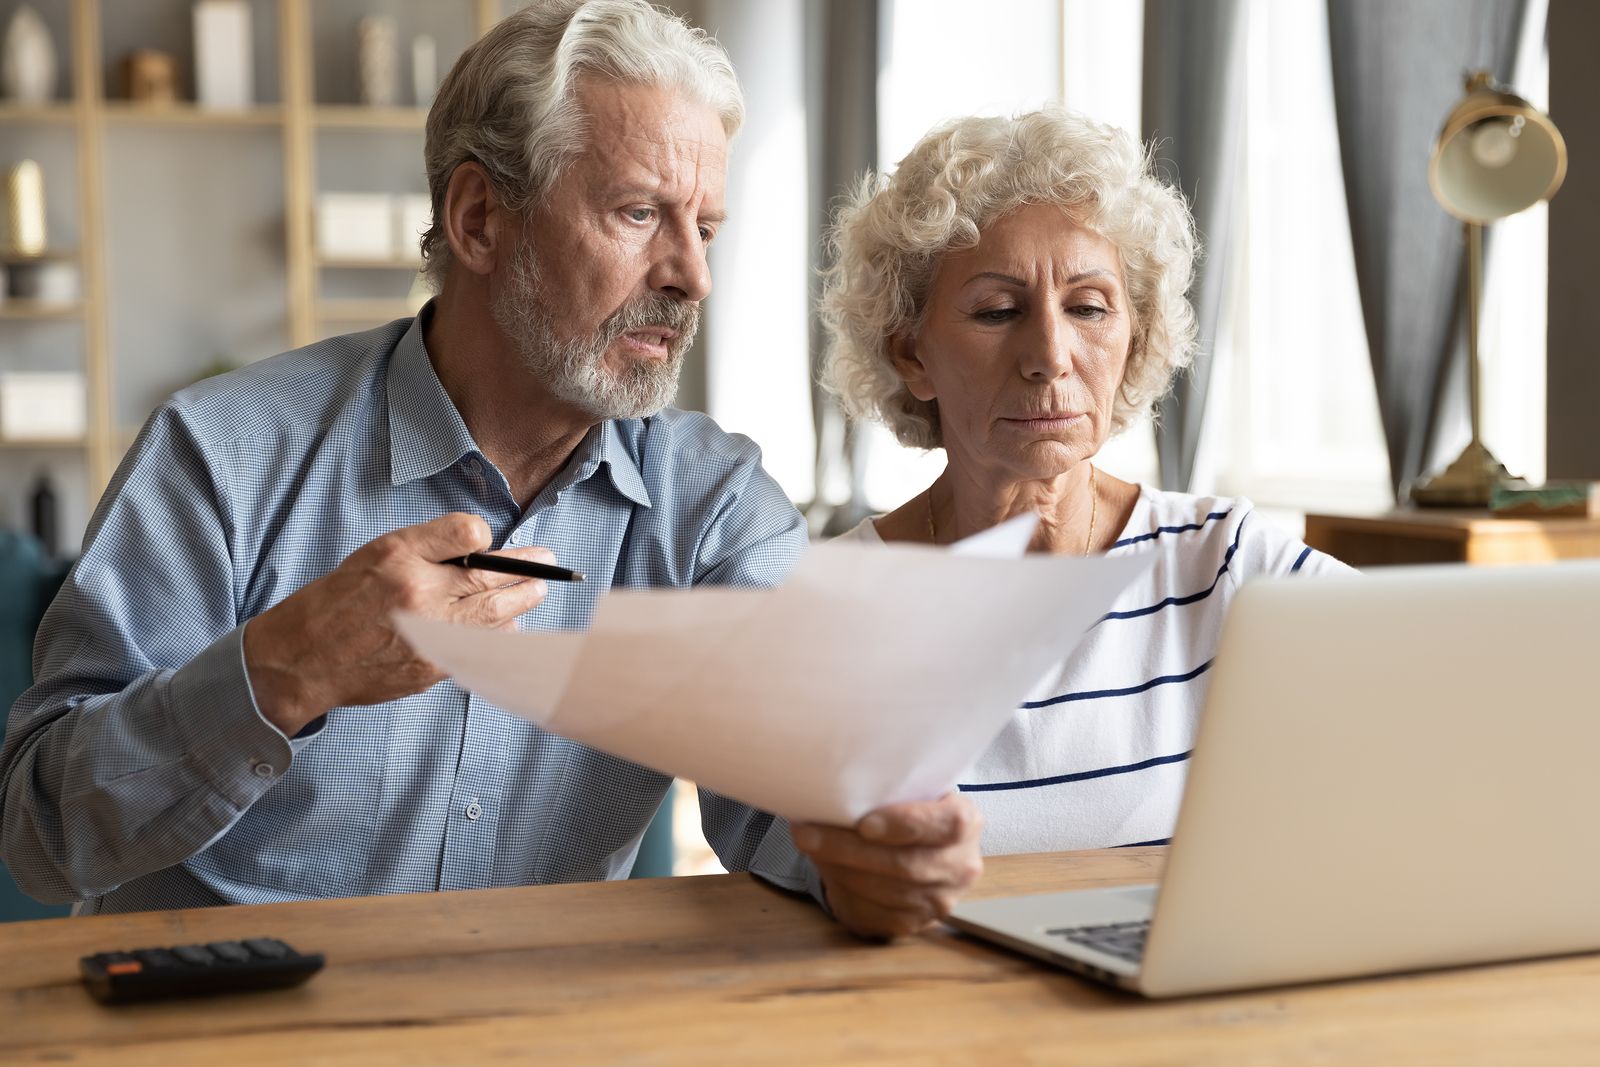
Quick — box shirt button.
[464,799,482,821]
[252,762,274,779]
[467,458,483,475]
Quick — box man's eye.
[625,207,655,223]
[698,226,716,243]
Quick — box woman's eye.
[1070,305,1109,319]
[974,307,1018,323]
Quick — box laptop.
[946,560,1600,998]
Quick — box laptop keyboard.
[1045,920,1150,963]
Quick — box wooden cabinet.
[1304,509,1600,567]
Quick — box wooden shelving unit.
[0,300,84,319]
[0,101,76,123]
[313,105,427,130]
[1,0,503,527]
[100,101,285,126]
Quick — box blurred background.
[2,0,1596,904]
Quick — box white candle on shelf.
[6,159,46,256]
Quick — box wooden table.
[1304,508,1600,566]
[4,847,1600,1065]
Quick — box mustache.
[599,293,700,351]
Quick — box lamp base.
[1408,439,1522,508]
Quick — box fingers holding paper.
[792,792,984,939]
[244,513,555,737]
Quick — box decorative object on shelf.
[412,34,437,107]
[1,4,56,104]
[8,257,79,302]
[122,49,179,104]
[393,194,431,260]
[357,16,399,107]
[6,160,46,257]
[1489,480,1600,518]
[30,471,58,559]
[316,192,396,259]
[0,372,86,442]
[1410,71,1567,507]
[193,0,253,110]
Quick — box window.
[1201,0,1392,516]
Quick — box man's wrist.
[242,612,331,736]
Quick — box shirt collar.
[386,307,480,486]
[386,306,653,509]
[595,419,653,508]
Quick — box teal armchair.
[0,531,73,921]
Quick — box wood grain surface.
[4,847,1598,1065]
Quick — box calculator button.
[134,949,179,969]
[104,960,143,976]
[243,938,289,959]
[208,940,251,963]
[173,945,215,966]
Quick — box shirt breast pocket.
[196,706,386,899]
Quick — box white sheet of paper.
[397,517,1152,826]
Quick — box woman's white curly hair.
[820,107,1198,450]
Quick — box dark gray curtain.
[1143,0,1248,493]
[1327,0,1529,500]
[804,0,880,535]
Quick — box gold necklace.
[927,465,1099,553]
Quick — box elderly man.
[0,0,977,938]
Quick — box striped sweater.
[842,488,1352,855]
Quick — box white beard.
[490,239,700,420]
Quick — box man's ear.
[888,331,937,402]
[441,161,512,276]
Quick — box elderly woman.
[818,108,1352,856]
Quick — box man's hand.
[792,792,983,939]
[244,513,552,736]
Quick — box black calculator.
[79,938,324,1004]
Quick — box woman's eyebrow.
[963,271,1028,288]
[962,268,1115,288]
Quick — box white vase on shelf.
[412,34,437,108]
[1,4,58,104]
[357,16,399,108]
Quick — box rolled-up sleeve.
[1,406,301,903]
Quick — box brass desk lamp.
[1410,71,1566,507]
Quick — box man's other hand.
[792,792,984,939]
[244,513,552,735]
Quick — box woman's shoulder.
[1116,487,1351,578]
[1109,487,1245,550]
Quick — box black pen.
[449,553,586,583]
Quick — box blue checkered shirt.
[1,313,819,913]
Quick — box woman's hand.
[792,793,984,939]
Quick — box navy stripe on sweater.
[1099,514,1249,623]
[1111,508,1232,549]
[960,750,1194,793]
[1021,659,1213,710]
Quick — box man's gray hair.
[419,0,744,290]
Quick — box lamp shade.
[1429,71,1566,224]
